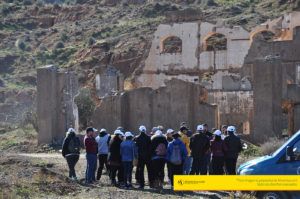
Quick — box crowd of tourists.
[61,123,243,189]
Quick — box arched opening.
[204,33,227,51]
[161,36,182,54]
[251,30,275,42]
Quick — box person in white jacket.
[95,128,111,181]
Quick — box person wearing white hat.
[95,128,111,181]
[190,124,210,175]
[166,129,174,142]
[210,130,227,175]
[150,129,168,189]
[167,130,187,188]
[62,127,80,180]
[134,125,152,189]
[108,129,125,186]
[120,131,137,188]
[165,129,174,184]
[224,125,243,175]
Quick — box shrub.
[21,111,38,133]
[23,0,33,5]
[15,39,26,51]
[260,137,286,155]
[60,32,68,42]
[74,88,95,129]
[87,37,96,46]
[54,41,64,49]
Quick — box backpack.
[156,143,167,156]
[68,137,80,153]
[170,144,182,165]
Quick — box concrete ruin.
[245,26,300,142]
[35,11,300,144]
[92,79,218,134]
[95,66,124,98]
[37,65,79,144]
[134,11,300,142]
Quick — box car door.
[275,138,300,174]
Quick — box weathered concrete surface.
[252,60,283,142]
[37,65,79,144]
[250,12,300,41]
[136,21,251,90]
[207,91,253,134]
[243,25,300,142]
[92,79,218,133]
[95,66,124,98]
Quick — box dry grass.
[260,137,286,156]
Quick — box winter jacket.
[120,140,137,162]
[210,139,227,157]
[167,138,187,163]
[224,134,243,159]
[179,132,191,156]
[84,135,98,154]
[95,132,111,155]
[108,135,123,166]
[189,133,210,158]
[134,132,151,161]
[150,134,168,160]
[62,132,80,157]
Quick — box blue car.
[237,130,300,199]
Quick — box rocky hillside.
[0,0,298,127]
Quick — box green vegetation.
[0,124,37,150]
[74,88,95,129]
[36,46,77,67]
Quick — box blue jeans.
[85,153,97,183]
[122,161,133,185]
[183,156,192,174]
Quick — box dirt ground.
[0,151,234,199]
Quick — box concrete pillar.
[37,65,79,144]
[252,60,283,142]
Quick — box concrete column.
[252,60,283,142]
[37,65,79,145]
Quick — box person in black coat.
[189,125,210,175]
[62,128,80,180]
[224,126,243,175]
[108,130,124,186]
[150,130,168,189]
[134,125,152,189]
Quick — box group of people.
[61,123,243,189]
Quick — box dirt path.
[11,152,229,199]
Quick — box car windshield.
[271,130,300,157]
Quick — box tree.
[74,88,95,129]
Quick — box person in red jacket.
[210,130,227,175]
[84,127,98,184]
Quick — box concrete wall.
[37,65,79,144]
[252,60,284,142]
[207,91,253,134]
[199,23,250,71]
[92,79,218,134]
[95,66,124,98]
[137,22,251,90]
[250,11,300,41]
[137,22,199,89]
